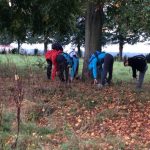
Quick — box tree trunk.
[44,41,48,54]
[44,31,48,53]
[17,39,21,54]
[82,2,104,79]
[77,43,81,57]
[119,36,124,61]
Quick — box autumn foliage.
[0,71,150,150]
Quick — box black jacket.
[128,55,147,78]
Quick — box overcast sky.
[10,41,150,56]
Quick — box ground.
[0,55,150,150]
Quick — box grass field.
[0,54,150,82]
[0,54,150,149]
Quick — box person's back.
[45,49,62,64]
[88,51,106,80]
[88,51,114,86]
[62,52,73,67]
[45,47,62,80]
[128,55,147,72]
[124,55,148,89]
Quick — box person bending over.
[88,51,114,87]
[45,43,62,80]
[124,55,148,89]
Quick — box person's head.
[52,42,62,51]
[58,44,63,51]
[123,57,129,66]
[52,43,58,50]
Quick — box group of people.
[45,42,148,89]
[45,42,79,83]
[88,50,148,89]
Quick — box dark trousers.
[137,65,148,88]
[56,55,69,82]
[46,59,52,79]
[101,53,114,85]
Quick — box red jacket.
[45,49,62,80]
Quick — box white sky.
[103,42,150,54]
[10,41,150,55]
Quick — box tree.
[0,0,81,53]
[71,17,85,57]
[82,0,150,77]
[82,1,104,78]
[104,1,141,60]
[0,29,13,45]
[29,0,81,53]
[104,0,150,60]
[0,0,13,45]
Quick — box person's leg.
[97,65,102,81]
[107,55,114,84]
[137,65,148,88]
[59,63,65,82]
[56,55,66,82]
[64,61,69,83]
[46,59,52,79]
[101,54,110,85]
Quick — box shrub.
[34,57,46,69]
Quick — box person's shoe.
[97,83,103,89]
[105,82,109,86]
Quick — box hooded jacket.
[45,49,62,80]
[88,51,106,79]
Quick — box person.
[45,43,63,80]
[88,51,114,86]
[69,48,79,81]
[124,55,148,89]
[56,52,73,83]
[56,53,69,82]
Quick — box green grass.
[0,54,45,67]
[0,54,150,82]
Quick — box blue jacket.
[70,56,79,78]
[62,52,79,78]
[69,50,79,78]
[62,52,73,67]
[88,51,106,79]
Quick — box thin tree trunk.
[17,39,21,54]
[82,2,104,79]
[119,36,124,61]
[77,43,81,57]
[44,31,48,53]
[44,41,48,54]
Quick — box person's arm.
[92,58,98,80]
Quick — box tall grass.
[0,54,45,68]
